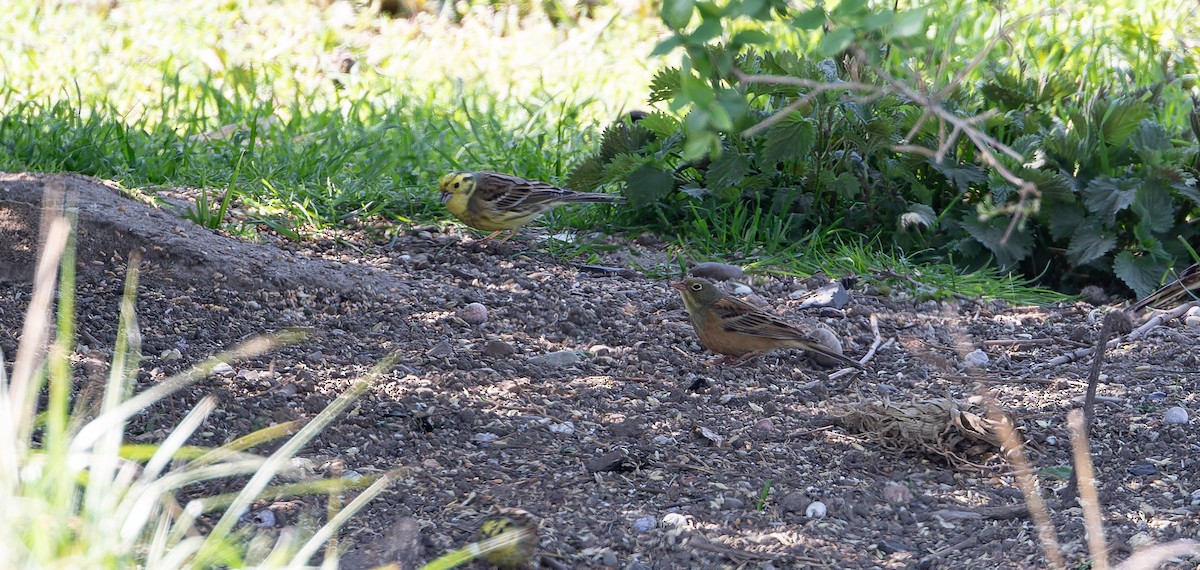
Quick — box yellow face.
[438,172,474,205]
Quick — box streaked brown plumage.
[438,171,623,242]
[671,277,865,369]
[1130,263,1200,311]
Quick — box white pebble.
[1164,406,1189,425]
[212,362,235,376]
[733,284,753,296]
[1045,435,1058,446]
[549,421,575,435]
[805,501,827,518]
[662,513,689,527]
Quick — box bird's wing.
[474,172,576,213]
[709,296,815,341]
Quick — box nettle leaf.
[960,213,1034,268]
[624,165,676,207]
[1132,181,1174,234]
[566,158,606,191]
[598,120,656,162]
[1065,224,1116,266]
[1171,178,1200,209]
[1113,251,1169,298]
[830,172,862,201]
[899,203,936,232]
[648,68,681,103]
[1082,175,1138,223]
[636,112,680,139]
[1045,203,1085,242]
[929,158,987,190]
[1132,119,1172,157]
[1099,95,1152,145]
[707,151,749,189]
[761,112,815,165]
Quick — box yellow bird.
[672,277,865,369]
[438,171,624,243]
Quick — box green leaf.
[1132,181,1174,234]
[689,16,723,43]
[861,11,892,32]
[832,0,868,17]
[888,7,927,39]
[731,29,773,47]
[648,68,682,103]
[761,112,816,165]
[960,213,1034,268]
[929,158,987,190]
[1045,204,1085,242]
[1099,96,1152,145]
[650,36,684,57]
[1065,224,1116,266]
[899,203,937,231]
[681,73,715,106]
[1171,178,1200,208]
[816,28,854,57]
[792,7,826,29]
[1113,251,1169,298]
[661,0,695,30]
[636,112,680,139]
[624,165,676,207]
[707,151,749,189]
[1082,175,1138,223]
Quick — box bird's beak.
[669,282,686,291]
[440,191,452,205]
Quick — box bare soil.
[2,172,1198,569]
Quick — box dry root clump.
[829,398,1017,468]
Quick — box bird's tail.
[565,192,626,204]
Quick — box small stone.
[720,497,745,510]
[549,421,575,435]
[752,418,777,431]
[1078,285,1110,305]
[662,513,689,527]
[962,349,990,368]
[691,262,744,281]
[457,302,488,324]
[807,328,847,368]
[1128,464,1157,476]
[602,550,620,567]
[1045,435,1059,446]
[483,340,516,358]
[212,362,235,377]
[1184,315,1200,327]
[779,492,807,513]
[1164,406,1189,424]
[1128,531,1155,549]
[795,282,850,309]
[159,348,182,361]
[427,341,454,357]
[585,449,631,473]
[252,509,276,528]
[1147,391,1167,401]
[877,538,910,554]
[473,432,499,445]
[882,482,912,506]
[528,350,579,368]
[732,284,753,296]
[632,516,657,533]
[805,501,827,518]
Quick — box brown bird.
[1130,263,1200,311]
[671,277,865,369]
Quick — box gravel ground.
[2,172,1198,569]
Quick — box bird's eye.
[690,283,703,291]
[453,182,460,188]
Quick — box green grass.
[2,0,1179,303]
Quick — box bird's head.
[438,172,475,205]
[670,277,725,307]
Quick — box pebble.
[721,497,745,510]
[1146,391,1167,401]
[962,349,990,368]
[528,350,579,368]
[795,282,850,309]
[882,482,912,505]
[160,348,182,361]
[483,340,516,357]
[807,328,846,367]
[427,341,454,357]
[1128,464,1157,476]
[602,551,620,567]
[805,501,827,518]
[779,491,807,513]
[732,284,753,296]
[253,509,276,528]
[1164,406,1189,424]
[1045,435,1058,446]
[632,516,657,533]
[457,302,488,324]
[549,421,575,435]
[212,362,235,376]
[662,513,689,527]
[691,262,744,281]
